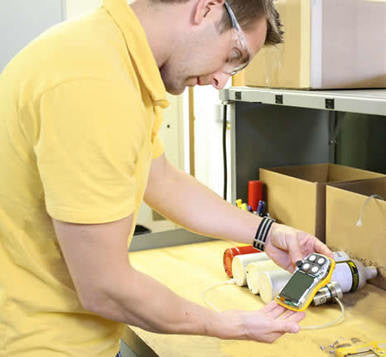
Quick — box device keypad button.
[317,258,325,265]
[308,255,316,262]
[302,263,311,271]
[311,266,319,274]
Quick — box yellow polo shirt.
[0,0,168,355]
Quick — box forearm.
[86,266,235,338]
[53,217,239,338]
[86,266,304,343]
[145,160,262,244]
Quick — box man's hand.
[219,301,305,343]
[265,223,334,272]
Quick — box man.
[0,0,333,355]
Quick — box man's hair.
[150,0,284,46]
[224,0,283,46]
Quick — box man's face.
[160,14,267,95]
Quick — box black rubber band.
[253,217,275,251]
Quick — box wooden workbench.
[122,240,386,357]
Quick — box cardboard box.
[236,0,386,89]
[326,177,386,289]
[259,164,384,242]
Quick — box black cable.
[223,104,228,200]
[328,111,340,164]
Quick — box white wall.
[66,0,101,18]
[0,0,64,71]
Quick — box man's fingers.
[286,232,303,265]
[278,309,306,322]
[275,320,301,334]
[261,300,283,313]
[274,312,305,333]
[269,304,287,319]
[288,311,306,324]
[278,310,296,320]
[313,238,334,259]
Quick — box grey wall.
[336,113,386,174]
[0,0,65,71]
[234,102,330,201]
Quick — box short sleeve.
[35,79,145,224]
[151,105,165,159]
[151,134,164,159]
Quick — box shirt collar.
[102,0,169,108]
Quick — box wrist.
[266,221,280,243]
[208,310,246,340]
[253,217,276,251]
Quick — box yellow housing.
[275,257,336,312]
[335,341,386,357]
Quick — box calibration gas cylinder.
[246,261,284,295]
[232,253,270,286]
[256,270,292,304]
[333,251,350,262]
[331,259,377,293]
[223,246,262,278]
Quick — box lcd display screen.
[280,271,315,302]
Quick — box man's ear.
[192,0,225,25]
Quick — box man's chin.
[165,85,186,96]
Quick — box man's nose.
[209,71,232,90]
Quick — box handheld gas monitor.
[275,253,335,312]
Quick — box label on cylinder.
[331,260,359,293]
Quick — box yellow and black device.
[335,341,386,356]
[275,253,335,312]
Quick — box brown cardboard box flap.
[261,170,318,234]
[326,177,386,289]
[266,163,384,183]
[329,177,386,196]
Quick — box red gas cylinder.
[248,180,263,212]
[223,245,261,278]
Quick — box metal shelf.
[220,87,386,116]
